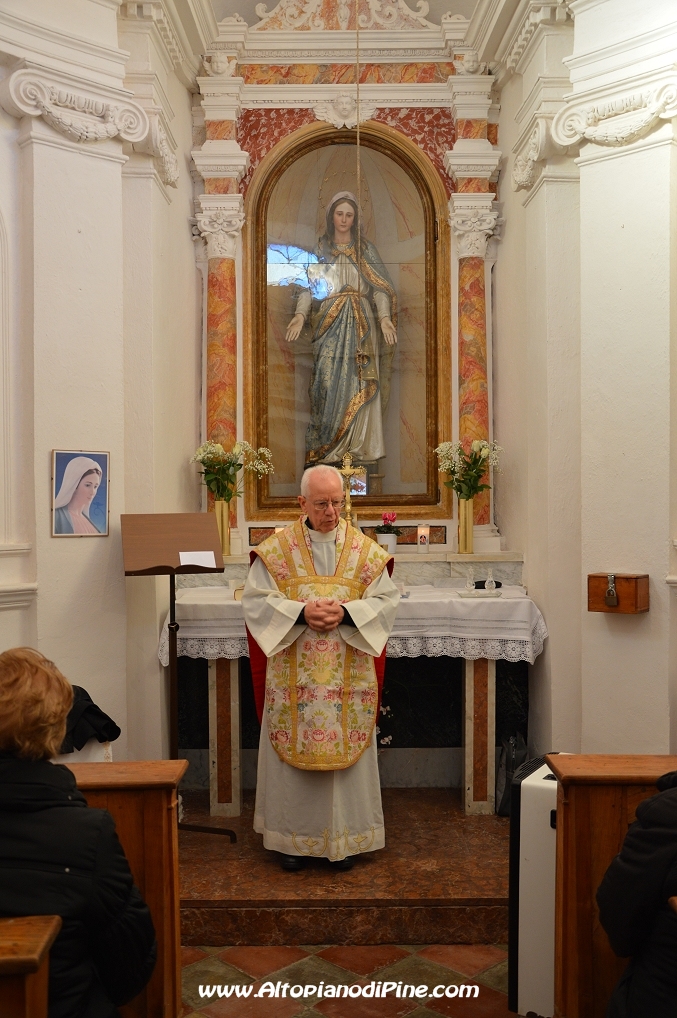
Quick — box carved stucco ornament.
[449,208,501,259]
[0,69,148,144]
[512,115,563,191]
[194,210,246,260]
[135,115,179,188]
[202,54,238,77]
[313,93,377,129]
[551,81,677,149]
[453,51,487,76]
[251,0,436,31]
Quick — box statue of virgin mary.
[285,191,397,467]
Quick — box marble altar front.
[162,568,546,819]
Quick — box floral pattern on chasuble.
[253,518,391,771]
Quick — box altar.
[159,578,547,818]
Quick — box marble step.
[179,789,508,947]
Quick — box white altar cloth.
[158,584,548,665]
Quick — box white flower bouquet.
[191,440,274,502]
[435,439,502,500]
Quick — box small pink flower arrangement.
[374,511,402,536]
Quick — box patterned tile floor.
[181,943,511,1017]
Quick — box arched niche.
[243,120,451,521]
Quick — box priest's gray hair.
[300,465,344,498]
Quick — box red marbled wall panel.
[238,108,316,195]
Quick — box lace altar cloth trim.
[157,616,547,667]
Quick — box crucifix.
[338,453,366,526]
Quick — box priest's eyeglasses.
[311,499,345,511]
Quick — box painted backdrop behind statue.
[266,143,427,498]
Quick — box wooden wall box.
[587,573,649,613]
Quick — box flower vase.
[214,499,231,557]
[458,497,474,555]
[377,534,397,555]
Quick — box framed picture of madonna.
[244,122,452,521]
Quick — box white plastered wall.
[0,0,205,761]
[492,20,582,755]
[121,18,203,761]
[568,0,677,753]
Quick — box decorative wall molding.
[193,197,245,259]
[496,0,570,78]
[210,12,469,60]
[313,93,378,128]
[239,83,452,110]
[449,194,501,258]
[551,78,677,148]
[0,584,37,611]
[192,142,250,182]
[197,75,244,121]
[445,146,502,183]
[448,73,495,121]
[250,0,437,32]
[120,0,185,69]
[0,67,148,144]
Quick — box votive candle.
[417,525,430,553]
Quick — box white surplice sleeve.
[241,556,305,658]
[340,567,400,657]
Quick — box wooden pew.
[0,915,61,1018]
[546,753,677,1018]
[67,760,187,1018]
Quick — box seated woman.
[597,768,677,1018]
[0,647,156,1018]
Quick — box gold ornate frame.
[244,120,452,521]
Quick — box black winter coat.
[0,755,157,1018]
[597,770,677,1018]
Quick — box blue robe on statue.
[295,238,397,467]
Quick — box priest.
[242,465,399,871]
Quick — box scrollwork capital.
[551,78,677,150]
[193,208,245,260]
[512,115,562,191]
[0,67,148,144]
[449,198,501,258]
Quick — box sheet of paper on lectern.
[179,551,216,568]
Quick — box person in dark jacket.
[597,769,677,1018]
[0,647,157,1018]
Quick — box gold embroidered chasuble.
[252,518,391,771]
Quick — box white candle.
[417,525,430,553]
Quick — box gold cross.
[337,453,366,526]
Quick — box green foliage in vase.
[435,440,502,500]
[191,440,273,502]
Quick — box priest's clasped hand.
[303,598,345,633]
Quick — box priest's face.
[298,472,345,532]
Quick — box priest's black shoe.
[279,854,305,871]
[330,856,354,871]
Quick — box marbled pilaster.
[445,69,501,538]
[192,68,249,529]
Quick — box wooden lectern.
[121,513,224,759]
[121,513,236,842]
[546,753,677,1018]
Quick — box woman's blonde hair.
[0,648,73,760]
